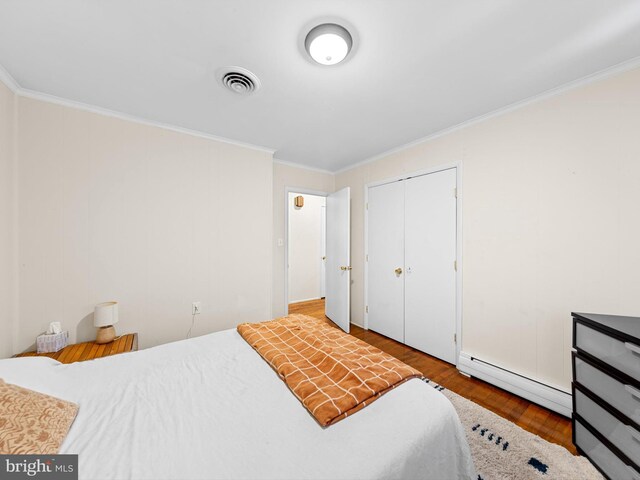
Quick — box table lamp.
[94,301,119,344]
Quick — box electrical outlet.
[192,302,201,315]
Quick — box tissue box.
[36,331,69,353]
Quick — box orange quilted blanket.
[237,314,422,426]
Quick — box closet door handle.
[395,268,403,275]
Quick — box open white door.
[325,187,350,332]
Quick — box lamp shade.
[94,301,119,327]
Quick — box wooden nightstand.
[13,333,138,364]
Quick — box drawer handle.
[628,465,640,480]
[625,342,640,356]
[625,384,640,401]
[627,425,640,444]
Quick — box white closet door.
[404,168,457,363]
[367,180,405,342]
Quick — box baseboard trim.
[288,297,322,305]
[457,352,572,417]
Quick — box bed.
[0,327,476,480]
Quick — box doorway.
[285,187,352,332]
[287,192,327,307]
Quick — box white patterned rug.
[424,381,604,480]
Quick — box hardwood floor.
[289,298,576,455]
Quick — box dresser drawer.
[576,322,640,382]
[575,385,640,466]
[574,355,640,425]
[575,418,640,480]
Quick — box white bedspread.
[0,329,475,480]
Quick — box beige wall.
[272,162,334,317]
[5,64,639,395]
[15,97,273,352]
[336,66,640,391]
[0,80,16,358]
[288,193,326,303]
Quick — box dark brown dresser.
[572,312,640,480]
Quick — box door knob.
[340,266,352,271]
[395,267,403,275]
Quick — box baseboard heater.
[457,352,572,417]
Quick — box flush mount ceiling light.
[305,23,353,65]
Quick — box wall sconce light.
[294,196,304,208]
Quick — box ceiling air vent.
[219,67,261,95]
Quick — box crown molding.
[0,63,276,155]
[334,55,640,175]
[273,158,334,175]
[0,63,20,93]
[3,54,640,174]
[17,88,276,155]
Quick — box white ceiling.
[1,1,640,172]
